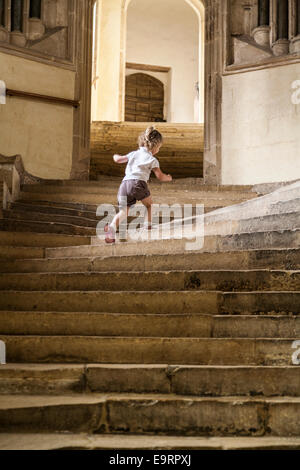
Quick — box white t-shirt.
[123,147,160,182]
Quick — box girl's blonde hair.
[138,126,163,152]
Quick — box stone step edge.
[1,334,298,340]
[0,433,299,450]
[0,268,298,275]
[1,393,300,408]
[0,363,298,370]
[89,227,300,247]
[0,289,299,294]
[1,247,298,265]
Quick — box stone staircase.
[0,176,299,450]
[90,122,204,179]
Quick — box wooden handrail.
[6,88,80,108]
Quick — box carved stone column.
[10,0,26,46]
[28,0,45,40]
[0,0,8,42]
[203,0,224,185]
[253,0,270,46]
[0,0,5,27]
[70,0,94,180]
[291,0,300,53]
[11,0,23,30]
[29,0,41,18]
[272,0,289,55]
[297,0,300,35]
[258,0,270,26]
[278,0,289,38]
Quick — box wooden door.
[125,73,164,122]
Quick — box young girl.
[105,126,172,244]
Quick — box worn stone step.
[0,270,298,292]
[0,364,85,395]
[20,176,253,191]
[205,211,300,237]
[0,335,298,365]
[0,249,298,273]
[12,200,222,218]
[201,186,300,233]
[85,175,259,194]
[81,364,300,397]
[10,202,101,220]
[4,207,215,229]
[0,290,299,314]
[0,393,299,435]
[0,218,96,236]
[21,184,258,200]
[92,162,204,178]
[46,228,300,259]
[91,140,204,152]
[204,182,300,226]
[269,198,300,214]
[0,246,45,260]
[0,231,90,248]
[0,312,299,338]
[3,210,98,228]
[91,142,204,153]
[1,364,299,397]
[19,191,252,207]
[1,433,300,450]
[4,207,296,240]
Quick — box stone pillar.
[70,0,94,180]
[0,0,5,27]
[203,0,224,185]
[94,0,123,122]
[258,0,270,26]
[272,0,289,55]
[277,0,289,39]
[10,0,26,46]
[29,0,41,18]
[0,0,9,42]
[253,0,270,46]
[291,0,300,53]
[297,0,300,35]
[11,0,23,31]
[28,0,45,40]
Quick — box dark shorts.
[117,179,151,208]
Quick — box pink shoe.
[104,224,116,244]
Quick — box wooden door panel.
[125,73,164,122]
[136,102,150,112]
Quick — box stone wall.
[0,0,93,180]
[222,61,300,185]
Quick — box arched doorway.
[91,0,204,123]
[125,73,165,122]
[126,0,200,123]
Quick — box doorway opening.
[91,0,204,124]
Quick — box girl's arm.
[113,154,129,164]
[152,167,172,182]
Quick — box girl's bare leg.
[141,195,153,228]
[111,207,130,231]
